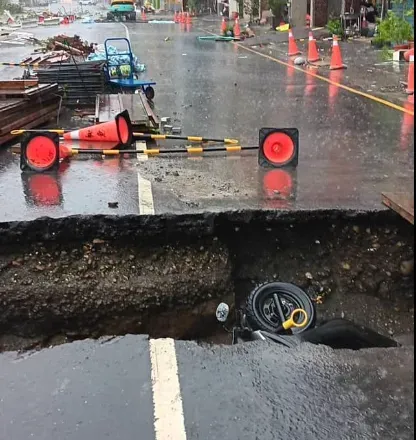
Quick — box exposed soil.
[0,210,414,351]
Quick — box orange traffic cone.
[330,35,346,70]
[400,94,414,150]
[406,54,414,94]
[287,29,301,56]
[63,111,132,146]
[307,31,320,62]
[233,17,241,38]
[220,17,227,35]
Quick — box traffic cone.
[406,54,414,94]
[287,29,301,56]
[330,35,346,70]
[63,111,133,146]
[180,11,185,23]
[220,17,227,35]
[400,94,414,150]
[307,31,320,62]
[141,10,147,21]
[186,12,191,25]
[233,17,241,38]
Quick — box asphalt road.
[0,335,414,440]
[0,21,414,222]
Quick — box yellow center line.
[200,28,414,116]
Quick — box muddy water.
[0,210,413,351]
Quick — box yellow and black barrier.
[0,62,40,68]
[132,133,240,144]
[68,145,256,156]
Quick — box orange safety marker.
[330,35,346,70]
[233,17,241,38]
[406,54,414,94]
[307,31,320,63]
[220,17,227,35]
[287,29,301,56]
[63,110,133,146]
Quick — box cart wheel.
[145,86,155,101]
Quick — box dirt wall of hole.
[0,209,413,351]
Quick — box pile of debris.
[0,80,60,147]
[43,34,95,56]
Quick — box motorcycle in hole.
[216,282,399,350]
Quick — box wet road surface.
[0,336,414,440]
[0,22,414,222]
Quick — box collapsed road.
[0,15,414,440]
[0,210,414,439]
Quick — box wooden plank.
[382,192,414,225]
[0,109,58,147]
[0,80,38,90]
[96,94,123,123]
[120,93,148,125]
[138,90,160,128]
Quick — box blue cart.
[104,38,156,100]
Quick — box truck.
[107,0,137,21]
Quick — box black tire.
[145,86,155,101]
[246,282,316,334]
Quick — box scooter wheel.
[245,282,316,334]
[145,86,155,101]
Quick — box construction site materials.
[44,34,94,55]
[36,61,108,107]
[95,92,159,131]
[0,81,60,147]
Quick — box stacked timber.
[36,61,108,107]
[0,80,60,147]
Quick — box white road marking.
[149,338,187,440]
[136,141,155,215]
[121,23,130,41]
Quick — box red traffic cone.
[220,17,227,35]
[141,10,147,21]
[287,29,301,56]
[330,35,346,70]
[233,17,241,38]
[307,31,320,62]
[63,111,132,146]
[406,54,414,94]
